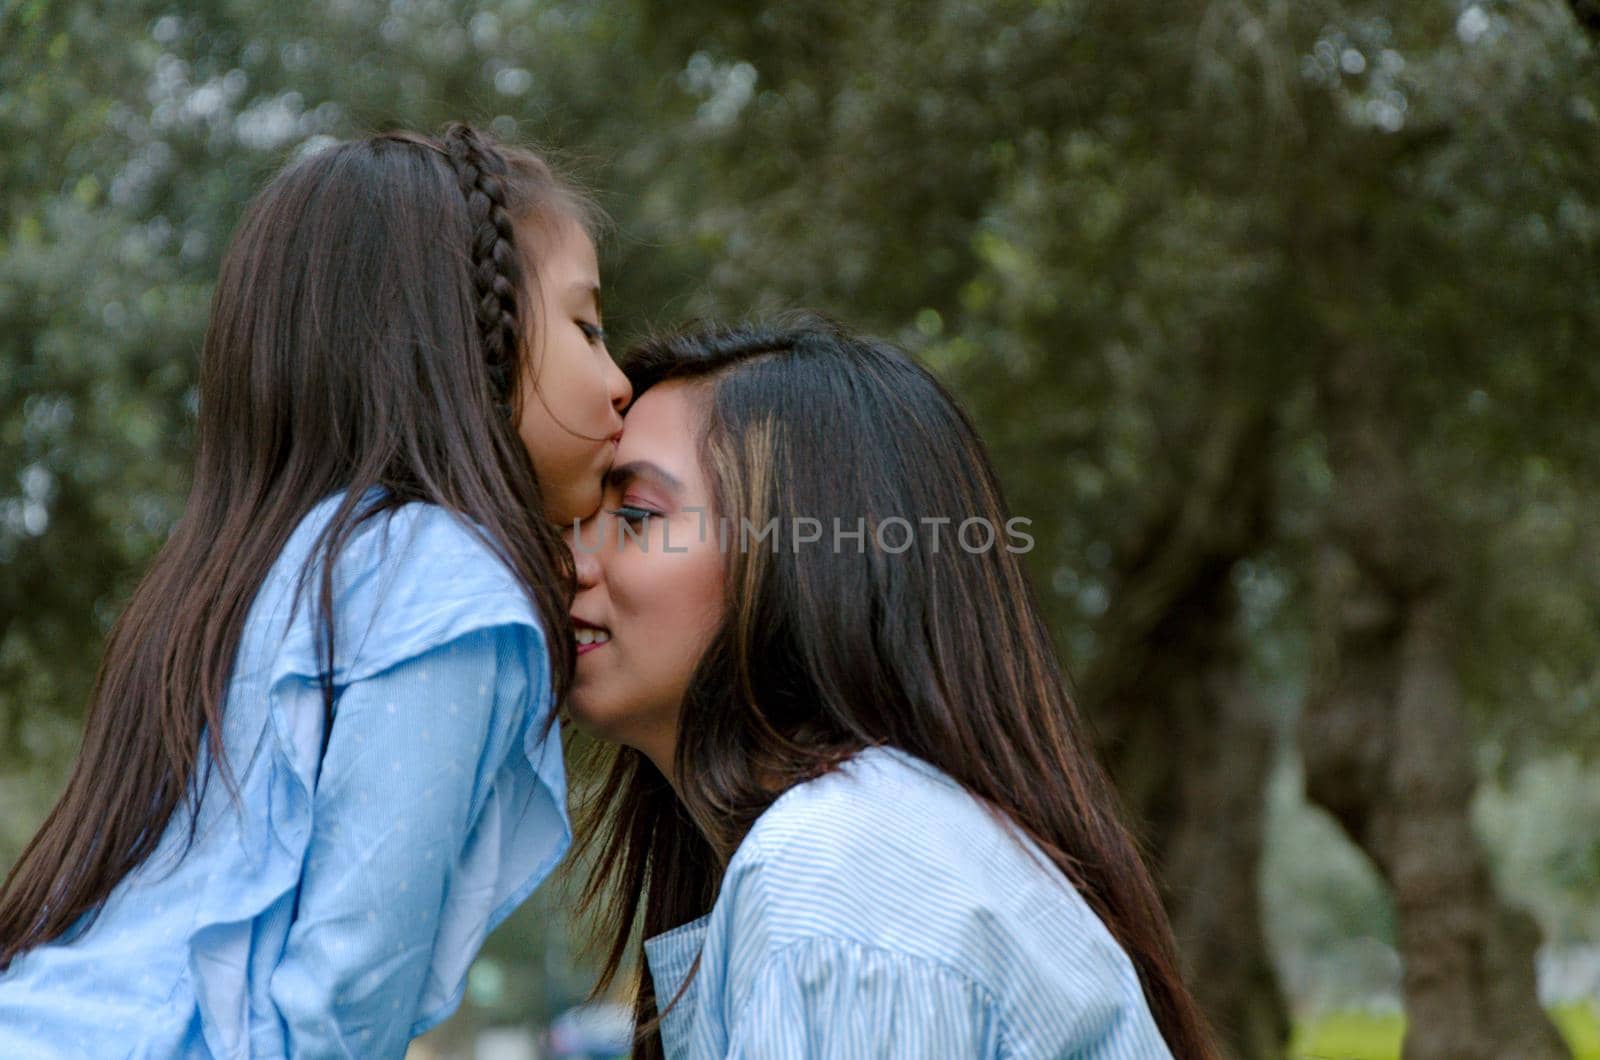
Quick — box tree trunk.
[1302,339,1568,1060]
[1085,396,1288,1060]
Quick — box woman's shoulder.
[727,747,1078,938]
[715,747,1162,1048]
[738,747,1016,868]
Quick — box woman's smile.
[573,615,611,655]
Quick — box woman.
[565,315,1216,1058]
[0,124,629,1057]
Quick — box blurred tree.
[1,0,207,840]
[1289,3,1597,1056]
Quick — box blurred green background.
[3,1,1598,1058]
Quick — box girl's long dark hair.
[572,315,1217,1059]
[0,124,590,969]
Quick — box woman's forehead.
[616,382,706,485]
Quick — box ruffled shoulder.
[267,487,546,690]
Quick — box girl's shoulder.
[254,487,547,689]
[281,487,521,591]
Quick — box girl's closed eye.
[577,320,607,345]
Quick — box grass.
[1289,1004,1600,1060]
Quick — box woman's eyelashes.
[577,320,606,345]
[608,504,658,525]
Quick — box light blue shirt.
[0,488,569,1058]
[643,748,1174,1059]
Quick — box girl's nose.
[606,357,632,414]
[566,520,603,589]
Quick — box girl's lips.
[576,639,609,657]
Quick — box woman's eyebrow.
[604,460,684,494]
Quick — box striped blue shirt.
[643,748,1173,1059]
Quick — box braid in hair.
[441,122,525,416]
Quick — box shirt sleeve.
[266,623,543,1058]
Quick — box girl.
[565,317,1217,1058]
[0,123,630,1057]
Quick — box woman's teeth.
[576,628,611,646]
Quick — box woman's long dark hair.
[0,124,591,969]
[572,315,1217,1059]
